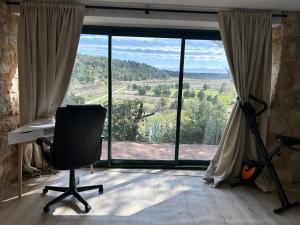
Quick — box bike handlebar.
[237,95,267,117]
[248,94,267,116]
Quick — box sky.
[77,34,229,73]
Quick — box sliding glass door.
[111,36,181,160]
[65,26,234,168]
[179,40,234,160]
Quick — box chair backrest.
[51,105,107,170]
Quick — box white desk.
[8,118,94,198]
[8,118,55,198]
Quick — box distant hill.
[73,54,169,83]
[72,54,230,84]
[163,70,231,79]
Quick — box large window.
[64,27,235,168]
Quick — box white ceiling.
[7,0,292,29]
[83,0,285,29]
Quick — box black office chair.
[36,105,107,213]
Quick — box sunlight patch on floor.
[53,174,191,216]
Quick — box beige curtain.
[204,11,272,189]
[18,0,84,173]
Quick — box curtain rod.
[7,2,287,18]
[86,5,286,18]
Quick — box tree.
[159,97,168,109]
[145,85,151,91]
[212,95,219,104]
[162,89,171,97]
[203,83,210,90]
[183,90,191,98]
[219,82,228,93]
[170,99,178,109]
[207,95,213,102]
[170,99,183,109]
[173,90,178,98]
[108,99,155,141]
[189,90,195,98]
[132,84,138,90]
[197,90,206,101]
[182,82,190,89]
[202,102,228,144]
[64,92,86,105]
[138,86,146,95]
[179,100,228,145]
[175,82,189,89]
[153,86,162,96]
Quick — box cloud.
[80,35,107,40]
[77,34,229,72]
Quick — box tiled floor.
[100,141,217,160]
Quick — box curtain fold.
[204,11,272,190]
[18,0,84,173]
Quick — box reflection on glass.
[179,40,235,160]
[111,36,181,160]
[64,34,109,160]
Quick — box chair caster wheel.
[43,188,48,194]
[44,206,50,213]
[85,205,91,213]
[99,187,103,194]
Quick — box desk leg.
[18,144,23,198]
[90,165,94,174]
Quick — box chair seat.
[276,135,300,147]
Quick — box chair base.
[43,169,103,213]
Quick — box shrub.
[219,82,228,93]
[203,83,210,90]
[212,95,219,104]
[175,82,190,89]
[162,89,171,97]
[197,90,206,101]
[182,82,190,89]
[207,95,213,102]
[189,90,195,98]
[173,91,178,97]
[145,85,151,91]
[138,86,147,95]
[132,84,138,90]
[179,100,228,144]
[170,99,184,109]
[153,86,162,96]
[183,90,191,98]
[64,92,86,105]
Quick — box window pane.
[64,34,109,160]
[179,40,235,160]
[111,36,181,160]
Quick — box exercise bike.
[232,95,300,214]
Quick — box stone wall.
[268,12,300,182]
[0,0,19,192]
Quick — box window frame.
[79,25,221,169]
